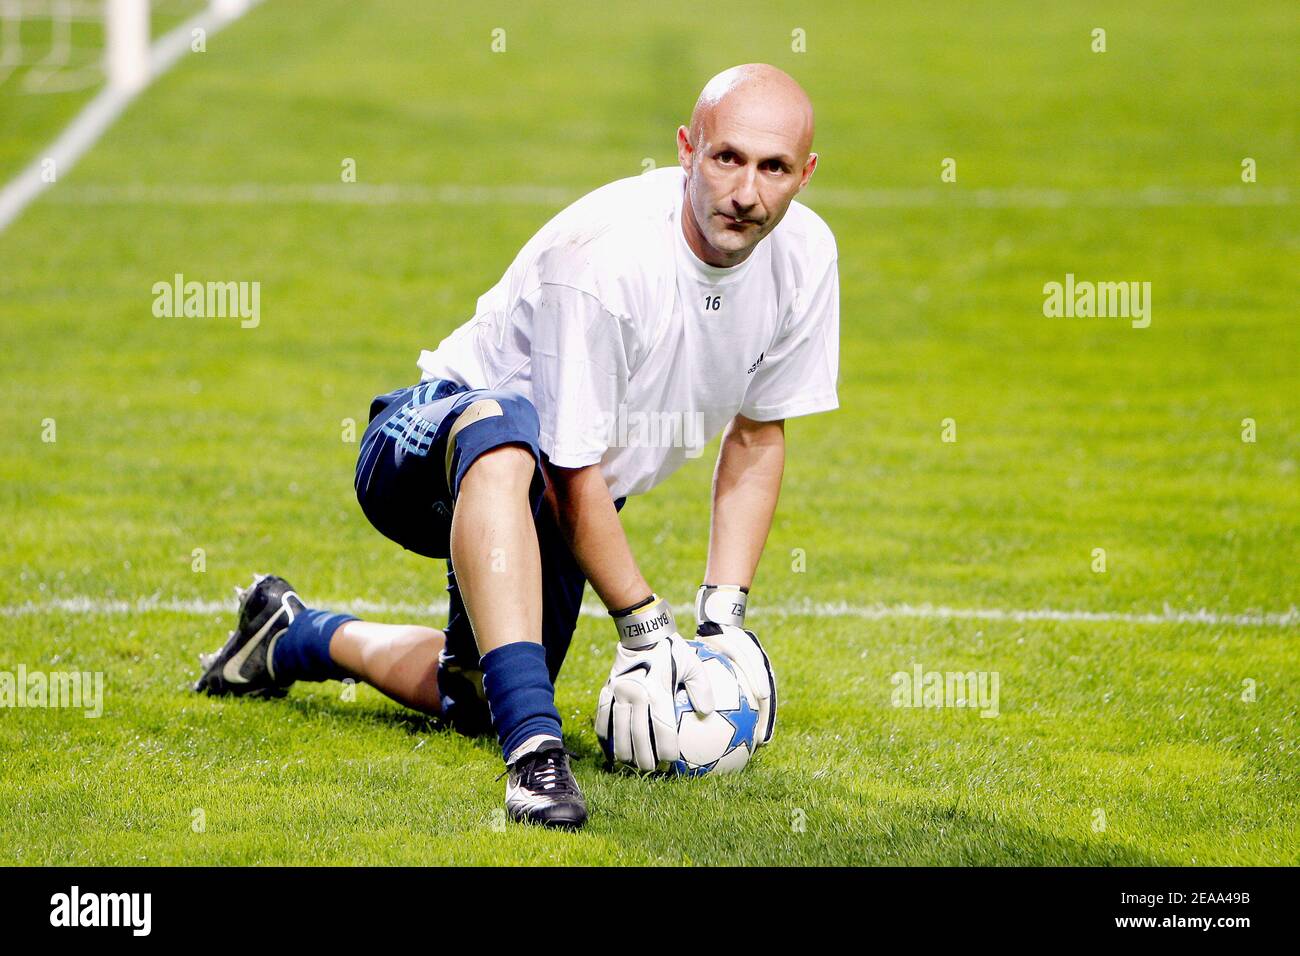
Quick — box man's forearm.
[705,415,785,588]
[543,459,651,612]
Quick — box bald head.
[677,64,819,267]
[689,63,815,158]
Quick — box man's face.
[678,100,816,265]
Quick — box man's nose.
[731,167,759,213]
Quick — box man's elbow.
[726,414,786,448]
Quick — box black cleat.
[502,735,588,830]
[193,574,303,698]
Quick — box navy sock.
[271,608,356,683]
[480,642,562,761]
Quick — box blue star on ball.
[720,694,759,751]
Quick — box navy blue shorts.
[354,379,623,735]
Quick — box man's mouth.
[717,212,758,227]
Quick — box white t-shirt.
[417,166,839,499]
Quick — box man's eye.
[717,152,737,164]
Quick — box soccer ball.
[671,641,760,776]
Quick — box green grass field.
[0,0,1296,865]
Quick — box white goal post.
[104,0,148,91]
[104,1,248,90]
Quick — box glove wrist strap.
[696,584,748,628]
[611,594,676,649]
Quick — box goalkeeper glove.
[596,594,715,772]
[695,584,777,747]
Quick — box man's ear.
[677,125,694,171]
[798,152,818,191]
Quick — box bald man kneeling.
[193,64,840,831]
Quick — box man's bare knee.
[461,444,536,493]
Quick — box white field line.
[42,182,1295,209]
[1,595,1296,628]
[0,0,263,234]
